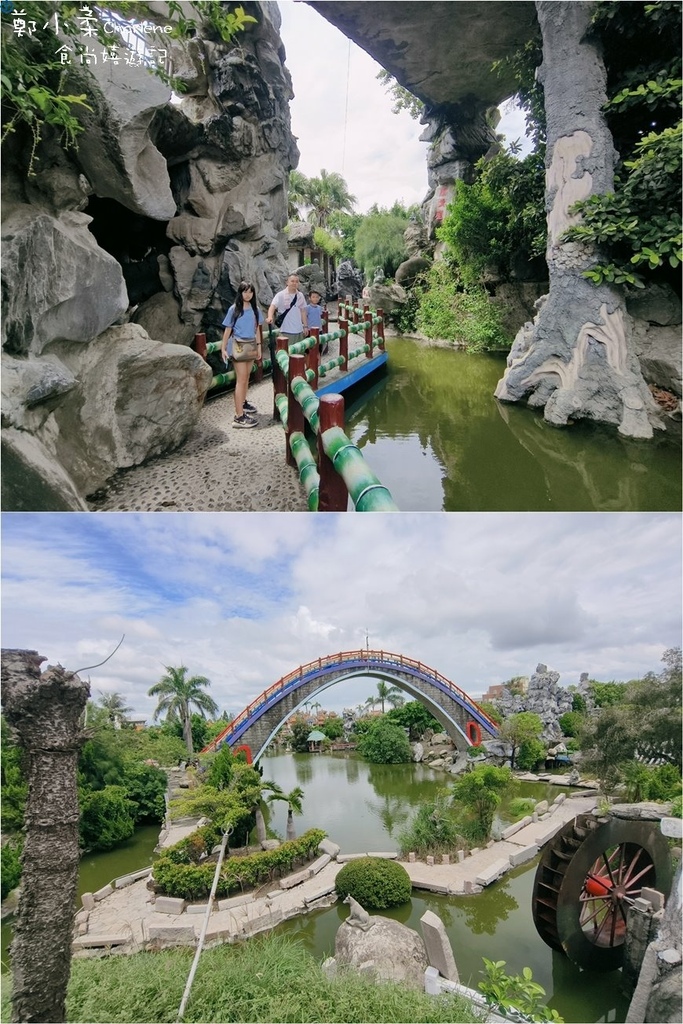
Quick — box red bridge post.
[287,354,306,467]
[339,316,349,372]
[273,334,288,420]
[192,332,207,359]
[377,309,385,351]
[317,394,348,512]
[307,328,320,390]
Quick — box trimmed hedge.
[335,856,412,910]
[153,828,326,900]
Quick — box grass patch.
[2,933,482,1023]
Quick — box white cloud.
[2,512,679,721]
[277,1,533,215]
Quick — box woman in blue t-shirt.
[220,281,264,429]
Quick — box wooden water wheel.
[532,812,673,971]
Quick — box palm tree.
[97,690,132,725]
[269,785,305,841]
[306,169,357,229]
[375,681,405,713]
[252,779,282,846]
[148,665,218,755]
[288,169,310,220]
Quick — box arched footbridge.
[202,650,499,762]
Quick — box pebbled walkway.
[87,330,353,513]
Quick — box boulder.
[1,206,128,357]
[334,914,429,989]
[133,292,197,347]
[395,256,430,288]
[47,324,212,495]
[367,282,408,317]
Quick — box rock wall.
[1,1,297,510]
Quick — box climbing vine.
[0,1,256,176]
[564,0,682,288]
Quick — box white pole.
[176,828,230,1021]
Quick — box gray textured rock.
[335,914,429,989]
[1,206,128,357]
[72,49,175,220]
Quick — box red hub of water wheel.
[532,813,673,971]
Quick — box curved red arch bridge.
[202,650,498,762]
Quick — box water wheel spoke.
[619,846,643,887]
[609,903,618,947]
[623,862,653,892]
[618,901,630,926]
[594,908,614,945]
[581,901,610,928]
[601,849,620,888]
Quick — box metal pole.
[176,827,231,1021]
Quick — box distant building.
[124,714,147,731]
[480,684,506,701]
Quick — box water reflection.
[345,339,681,511]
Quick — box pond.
[345,338,682,511]
[263,752,629,1024]
[2,757,630,1023]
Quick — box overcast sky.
[2,512,679,723]
[277,0,531,213]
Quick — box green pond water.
[345,338,681,511]
[1,756,630,1023]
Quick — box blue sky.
[2,512,680,722]
[278,1,532,213]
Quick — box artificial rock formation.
[495,663,573,744]
[308,1,678,434]
[1,2,297,509]
[494,2,660,437]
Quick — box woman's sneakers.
[233,411,257,428]
[243,400,257,413]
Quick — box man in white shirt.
[267,274,309,347]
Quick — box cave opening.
[84,196,171,307]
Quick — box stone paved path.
[75,787,598,956]
[87,331,355,513]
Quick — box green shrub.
[508,797,536,821]
[335,856,412,910]
[415,263,509,351]
[1,839,22,900]
[670,795,682,818]
[517,739,546,771]
[398,796,463,857]
[558,711,585,738]
[79,785,135,851]
[154,829,326,900]
[358,718,412,764]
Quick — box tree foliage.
[376,70,425,120]
[581,649,682,791]
[438,152,546,286]
[357,717,412,764]
[451,765,515,842]
[79,784,136,851]
[288,169,357,228]
[354,208,410,281]
[497,712,543,770]
[565,1,682,288]
[148,665,218,755]
[413,262,509,351]
[0,2,257,176]
[385,701,440,740]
